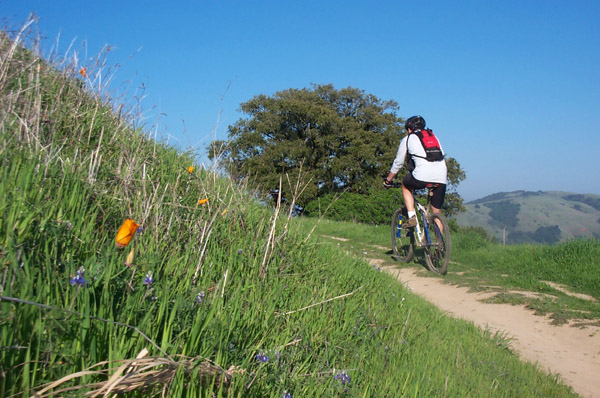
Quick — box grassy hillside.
[0,24,582,397]
[455,190,600,244]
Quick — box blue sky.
[3,1,599,201]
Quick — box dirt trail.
[371,261,600,398]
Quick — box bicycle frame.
[414,201,432,247]
[392,190,433,247]
[391,184,451,275]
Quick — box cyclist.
[383,115,447,228]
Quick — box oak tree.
[208,84,465,214]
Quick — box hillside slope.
[0,24,580,397]
[454,190,600,244]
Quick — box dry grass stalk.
[278,285,364,316]
[301,190,344,245]
[260,176,282,278]
[192,220,215,285]
[30,349,245,398]
[281,162,313,241]
[0,18,36,89]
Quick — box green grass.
[450,232,600,325]
[302,217,600,326]
[0,22,583,397]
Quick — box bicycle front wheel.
[424,213,451,275]
[391,208,414,262]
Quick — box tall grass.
[452,231,600,298]
[449,231,600,325]
[0,21,579,397]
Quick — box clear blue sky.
[3,1,599,201]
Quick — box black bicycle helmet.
[405,115,426,131]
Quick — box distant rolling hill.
[454,191,600,244]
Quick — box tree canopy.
[208,84,465,215]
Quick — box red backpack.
[405,129,444,171]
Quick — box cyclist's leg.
[401,183,415,212]
[431,205,444,234]
[402,174,428,213]
[430,184,447,233]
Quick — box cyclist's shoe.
[403,216,417,229]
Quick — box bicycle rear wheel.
[391,208,414,262]
[424,213,451,275]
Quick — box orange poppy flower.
[198,198,208,206]
[116,219,139,248]
[187,166,194,173]
[78,67,87,77]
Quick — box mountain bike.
[390,183,451,275]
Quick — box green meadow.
[1,24,596,397]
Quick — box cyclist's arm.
[387,136,409,181]
[391,136,409,174]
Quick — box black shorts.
[402,174,446,210]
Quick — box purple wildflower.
[282,391,292,398]
[143,271,154,285]
[70,267,86,286]
[196,291,205,304]
[237,249,243,255]
[334,371,351,385]
[255,352,269,363]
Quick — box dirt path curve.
[374,262,600,398]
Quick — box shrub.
[453,225,495,250]
[303,188,400,224]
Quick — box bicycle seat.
[425,183,440,196]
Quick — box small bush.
[453,226,494,250]
[303,189,400,224]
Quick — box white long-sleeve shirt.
[390,132,448,184]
